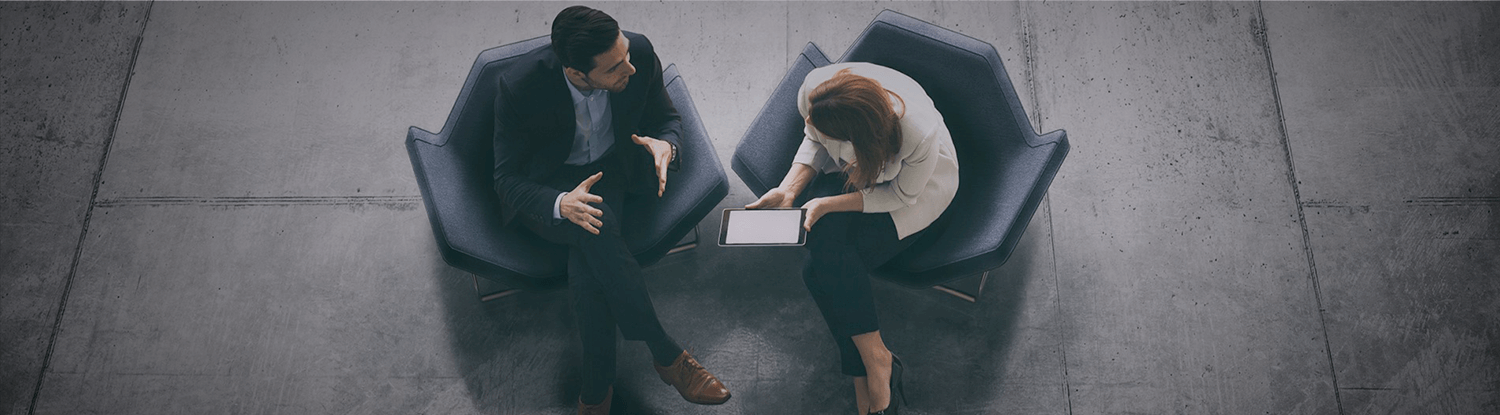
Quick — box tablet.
[718,208,807,246]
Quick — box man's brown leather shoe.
[653,351,731,405]
[577,386,611,415]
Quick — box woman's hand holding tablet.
[718,208,807,246]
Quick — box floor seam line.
[26,2,154,414]
[93,195,424,208]
[1256,2,1345,413]
[1022,4,1073,414]
[1048,195,1073,415]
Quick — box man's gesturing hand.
[631,134,671,197]
[562,172,606,235]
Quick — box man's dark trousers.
[516,147,670,387]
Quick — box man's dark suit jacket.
[491,31,682,227]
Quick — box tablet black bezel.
[717,208,808,247]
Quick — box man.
[491,5,731,414]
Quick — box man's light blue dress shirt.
[553,76,615,220]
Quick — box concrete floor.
[2,1,1496,414]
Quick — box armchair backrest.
[839,11,1068,278]
[841,11,1042,181]
[432,36,552,168]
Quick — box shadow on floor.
[431,208,1040,413]
[431,253,584,413]
[876,230,1037,414]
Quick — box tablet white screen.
[724,209,802,244]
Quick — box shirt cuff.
[553,192,566,221]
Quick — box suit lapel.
[609,78,637,143]
[526,53,574,172]
[537,54,574,143]
[608,57,653,194]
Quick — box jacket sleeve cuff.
[860,184,908,213]
[793,139,829,171]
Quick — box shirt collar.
[564,73,607,104]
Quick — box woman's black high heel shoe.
[869,354,907,415]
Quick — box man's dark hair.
[551,6,620,74]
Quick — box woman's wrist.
[782,163,817,195]
[816,192,863,213]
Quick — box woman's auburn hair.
[807,68,906,191]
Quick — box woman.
[746,62,959,415]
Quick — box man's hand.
[631,134,671,197]
[745,187,797,210]
[561,172,606,235]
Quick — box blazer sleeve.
[492,77,564,222]
[635,36,683,171]
[860,129,939,213]
[792,137,832,172]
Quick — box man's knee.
[588,202,623,236]
[566,202,623,245]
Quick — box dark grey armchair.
[732,10,1069,301]
[408,36,729,300]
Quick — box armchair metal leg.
[933,271,989,303]
[666,225,700,255]
[473,274,521,302]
